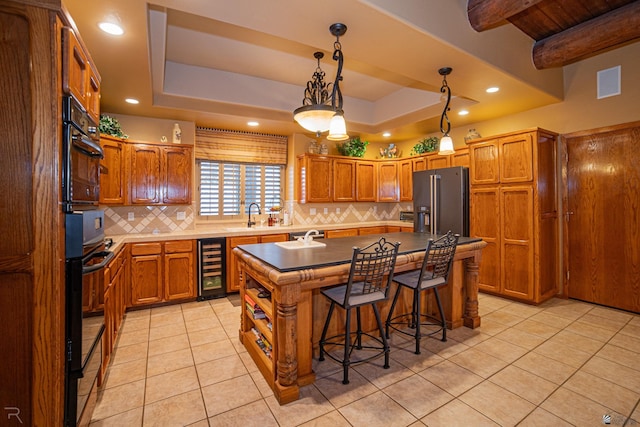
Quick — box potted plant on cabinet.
[99,115,128,139]
[336,136,369,157]
[410,136,439,156]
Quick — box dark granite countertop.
[236,232,482,273]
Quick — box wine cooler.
[197,238,226,300]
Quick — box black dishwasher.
[197,238,226,300]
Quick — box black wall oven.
[64,210,113,426]
[62,95,102,212]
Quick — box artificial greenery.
[99,115,128,139]
[411,136,439,155]
[336,136,369,157]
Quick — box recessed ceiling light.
[382,132,391,137]
[247,121,259,127]
[125,98,139,104]
[98,21,124,36]
[458,110,469,116]
[486,87,500,93]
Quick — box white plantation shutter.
[197,161,283,219]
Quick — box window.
[197,160,283,219]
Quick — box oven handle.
[72,134,104,159]
[82,250,114,275]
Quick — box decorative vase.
[172,123,182,144]
[308,141,318,154]
[319,143,328,155]
[464,128,481,142]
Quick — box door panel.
[566,124,640,312]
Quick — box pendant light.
[293,23,349,141]
[438,67,455,155]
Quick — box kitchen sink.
[274,240,326,250]
[225,226,270,232]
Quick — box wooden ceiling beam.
[467,0,546,31]
[532,1,640,69]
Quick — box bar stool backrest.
[342,237,400,308]
[421,231,460,283]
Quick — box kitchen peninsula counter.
[233,232,486,404]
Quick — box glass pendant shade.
[438,135,455,155]
[326,113,348,141]
[293,105,335,133]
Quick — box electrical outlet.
[310,208,316,215]
[127,212,134,221]
[323,208,328,214]
[177,211,186,220]
[336,207,341,214]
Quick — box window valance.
[195,127,288,165]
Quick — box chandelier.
[293,23,348,141]
[438,67,455,155]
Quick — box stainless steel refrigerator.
[413,166,469,236]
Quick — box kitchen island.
[234,232,486,404]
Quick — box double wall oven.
[62,95,112,426]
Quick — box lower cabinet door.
[130,254,163,306]
[164,251,195,300]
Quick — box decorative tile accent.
[103,205,195,235]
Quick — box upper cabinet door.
[356,161,377,202]
[377,162,398,202]
[99,136,126,205]
[332,158,356,202]
[86,65,101,124]
[469,140,500,185]
[499,133,534,183]
[130,144,161,204]
[162,146,193,204]
[62,27,88,106]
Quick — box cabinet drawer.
[165,240,193,253]
[130,242,162,256]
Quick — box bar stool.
[318,237,400,384]
[385,231,459,354]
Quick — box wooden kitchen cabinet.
[297,154,332,203]
[130,243,163,306]
[164,240,196,301]
[99,135,126,204]
[451,148,470,168]
[358,226,386,235]
[378,161,398,202]
[226,234,287,292]
[62,26,101,122]
[426,152,451,170]
[101,244,127,384]
[398,159,413,201]
[468,128,558,304]
[333,158,356,202]
[355,160,377,201]
[128,143,193,205]
[129,240,196,306]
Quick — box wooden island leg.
[274,285,300,404]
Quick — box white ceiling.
[64,0,566,143]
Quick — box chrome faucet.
[301,229,320,244]
[247,202,261,228]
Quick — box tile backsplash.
[103,205,195,235]
[103,202,412,235]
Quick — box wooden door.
[470,187,501,293]
[452,148,470,168]
[130,144,161,204]
[304,155,332,203]
[398,159,413,201]
[500,133,533,183]
[565,123,640,312]
[130,242,163,305]
[377,162,398,202]
[332,158,355,202]
[356,161,377,201]
[500,185,534,300]
[469,140,499,185]
[165,240,195,300]
[86,64,101,124]
[62,27,88,106]
[162,146,193,204]
[426,153,451,170]
[99,136,125,204]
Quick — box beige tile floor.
[89,293,640,427]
